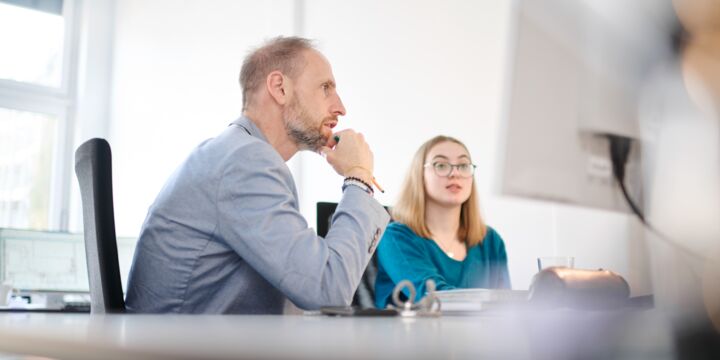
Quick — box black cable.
[606,134,706,262]
[608,134,646,223]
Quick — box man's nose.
[331,95,347,116]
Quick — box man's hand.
[319,129,374,184]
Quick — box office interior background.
[1,0,718,310]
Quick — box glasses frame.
[423,161,476,178]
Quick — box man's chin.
[310,137,329,152]
[320,134,332,147]
[297,136,327,152]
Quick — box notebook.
[434,289,529,314]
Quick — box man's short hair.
[239,36,316,111]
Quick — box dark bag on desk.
[528,268,630,309]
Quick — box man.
[125,36,390,314]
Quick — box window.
[0,109,58,229]
[0,1,65,87]
[0,0,78,231]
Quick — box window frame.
[0,0,81,231]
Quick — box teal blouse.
[374,222,511,308]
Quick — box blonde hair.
[392,136,487,247]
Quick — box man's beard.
[283,97,328,151]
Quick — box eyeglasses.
[424,161,476,178]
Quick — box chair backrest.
[317,202,389,308]
[75,138,125,314]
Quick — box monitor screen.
[498,0,674,213]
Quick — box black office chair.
[75,138,125,314]
[317,202,388,309]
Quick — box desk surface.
[0,310,676,359]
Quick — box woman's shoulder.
[385,222,417,236]
[485,225,499,238]
[481,225,506,247]
[378,222,428,254]
[382,222,427,244]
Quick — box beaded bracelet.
[346,166,385,193]
[346,176,374,192]
[343,177,374,195]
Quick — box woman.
[374,135,510,308]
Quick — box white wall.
[104,0,651,293]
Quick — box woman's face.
[423,141,474,208]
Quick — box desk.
[0,310,676,359]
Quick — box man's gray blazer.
[125,116,390,314]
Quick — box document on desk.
[434,289,529,314]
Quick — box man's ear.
[266,71,290,106]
